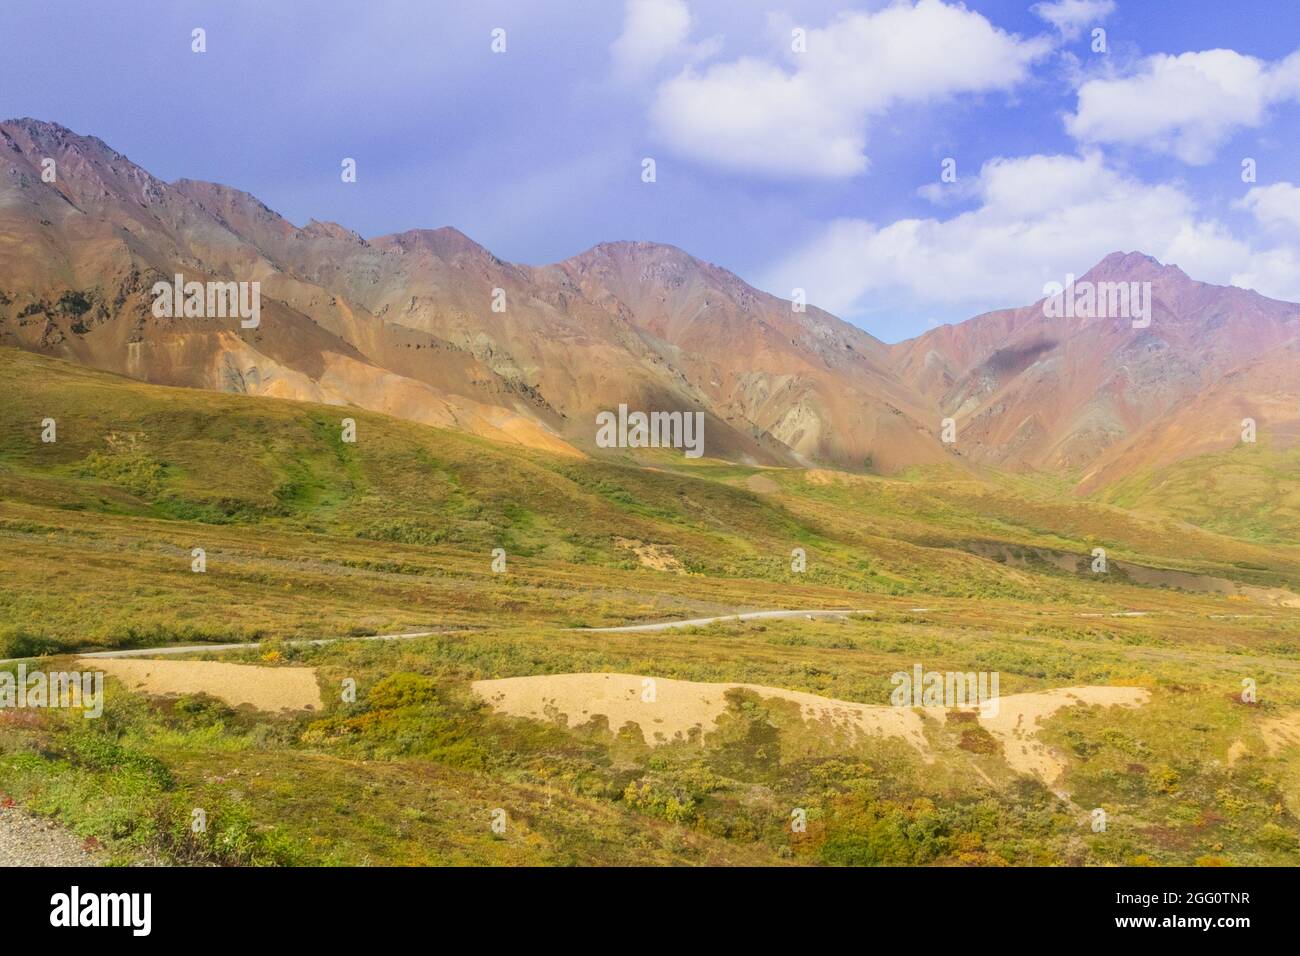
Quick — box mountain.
[2,118,1299,487]
[890,252,1300,486]
[0,118,947,472]
[547,241,947,471]
[0,119,577,455]
[169,181,950,470]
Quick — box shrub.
[367,673,439,710]
[68,733,174,789]
[0,630,69,658]
[80,450,166,498]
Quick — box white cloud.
[1230,183,1300,299]
[610,0,716,81]
[648,0,1051,179]
[762,153,1300,321]
[1067,49,1300,164]
[1032,0,1115,41]
[1231,247,1300,303]
[1236,182,1300,234]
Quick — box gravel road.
[0,805,99,866]
[0,612,877,664]
[580,608,874,632]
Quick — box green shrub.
[367,673,440,710]
[68,733,174,789]
[80,450,166,498]
[0,630,69,658]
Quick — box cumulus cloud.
[610,0,717,81]
[1230,247,1300,303]
[1230,184,1300,299]
[1066,48,1300,163]
[648,0,1051,179]
[761,153,1300,321]
[1236,181,1300,234]
[1032,0,1115,41]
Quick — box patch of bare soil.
[474,672,930,752]
[473,673,1151,788]
[1261,711,1300,756]
[85,658,322,712]
[614,537,686,574]
[956,686,1150,785]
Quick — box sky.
[2,0,1298,341]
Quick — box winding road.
[0,609,877,664]
[581,608,874,632]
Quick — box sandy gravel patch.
[745,474,780,494]
[473,673,1151,788]
[85,658,322,712]
[473,672,931,753]
[957,686,1150,785]
[1227,739,1249,766]
[1261,711,1300,756]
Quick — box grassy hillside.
[1098,439,1300,545]
[4,347,1299,656]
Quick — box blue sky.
[2,0,1298,341]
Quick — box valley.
[1,116,1298,869]
[0,347,1298,866]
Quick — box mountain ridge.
[3,118,1298,488]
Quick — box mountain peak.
[1080,251,1189,284]
[173,178,280,214]
[302,218,365,243]
[1,117,121,162]
[573,239,695,266]
[171,178,295,239]
[563,240,726,287]
[373,226,489,259]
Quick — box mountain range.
[3,117,1298,492]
